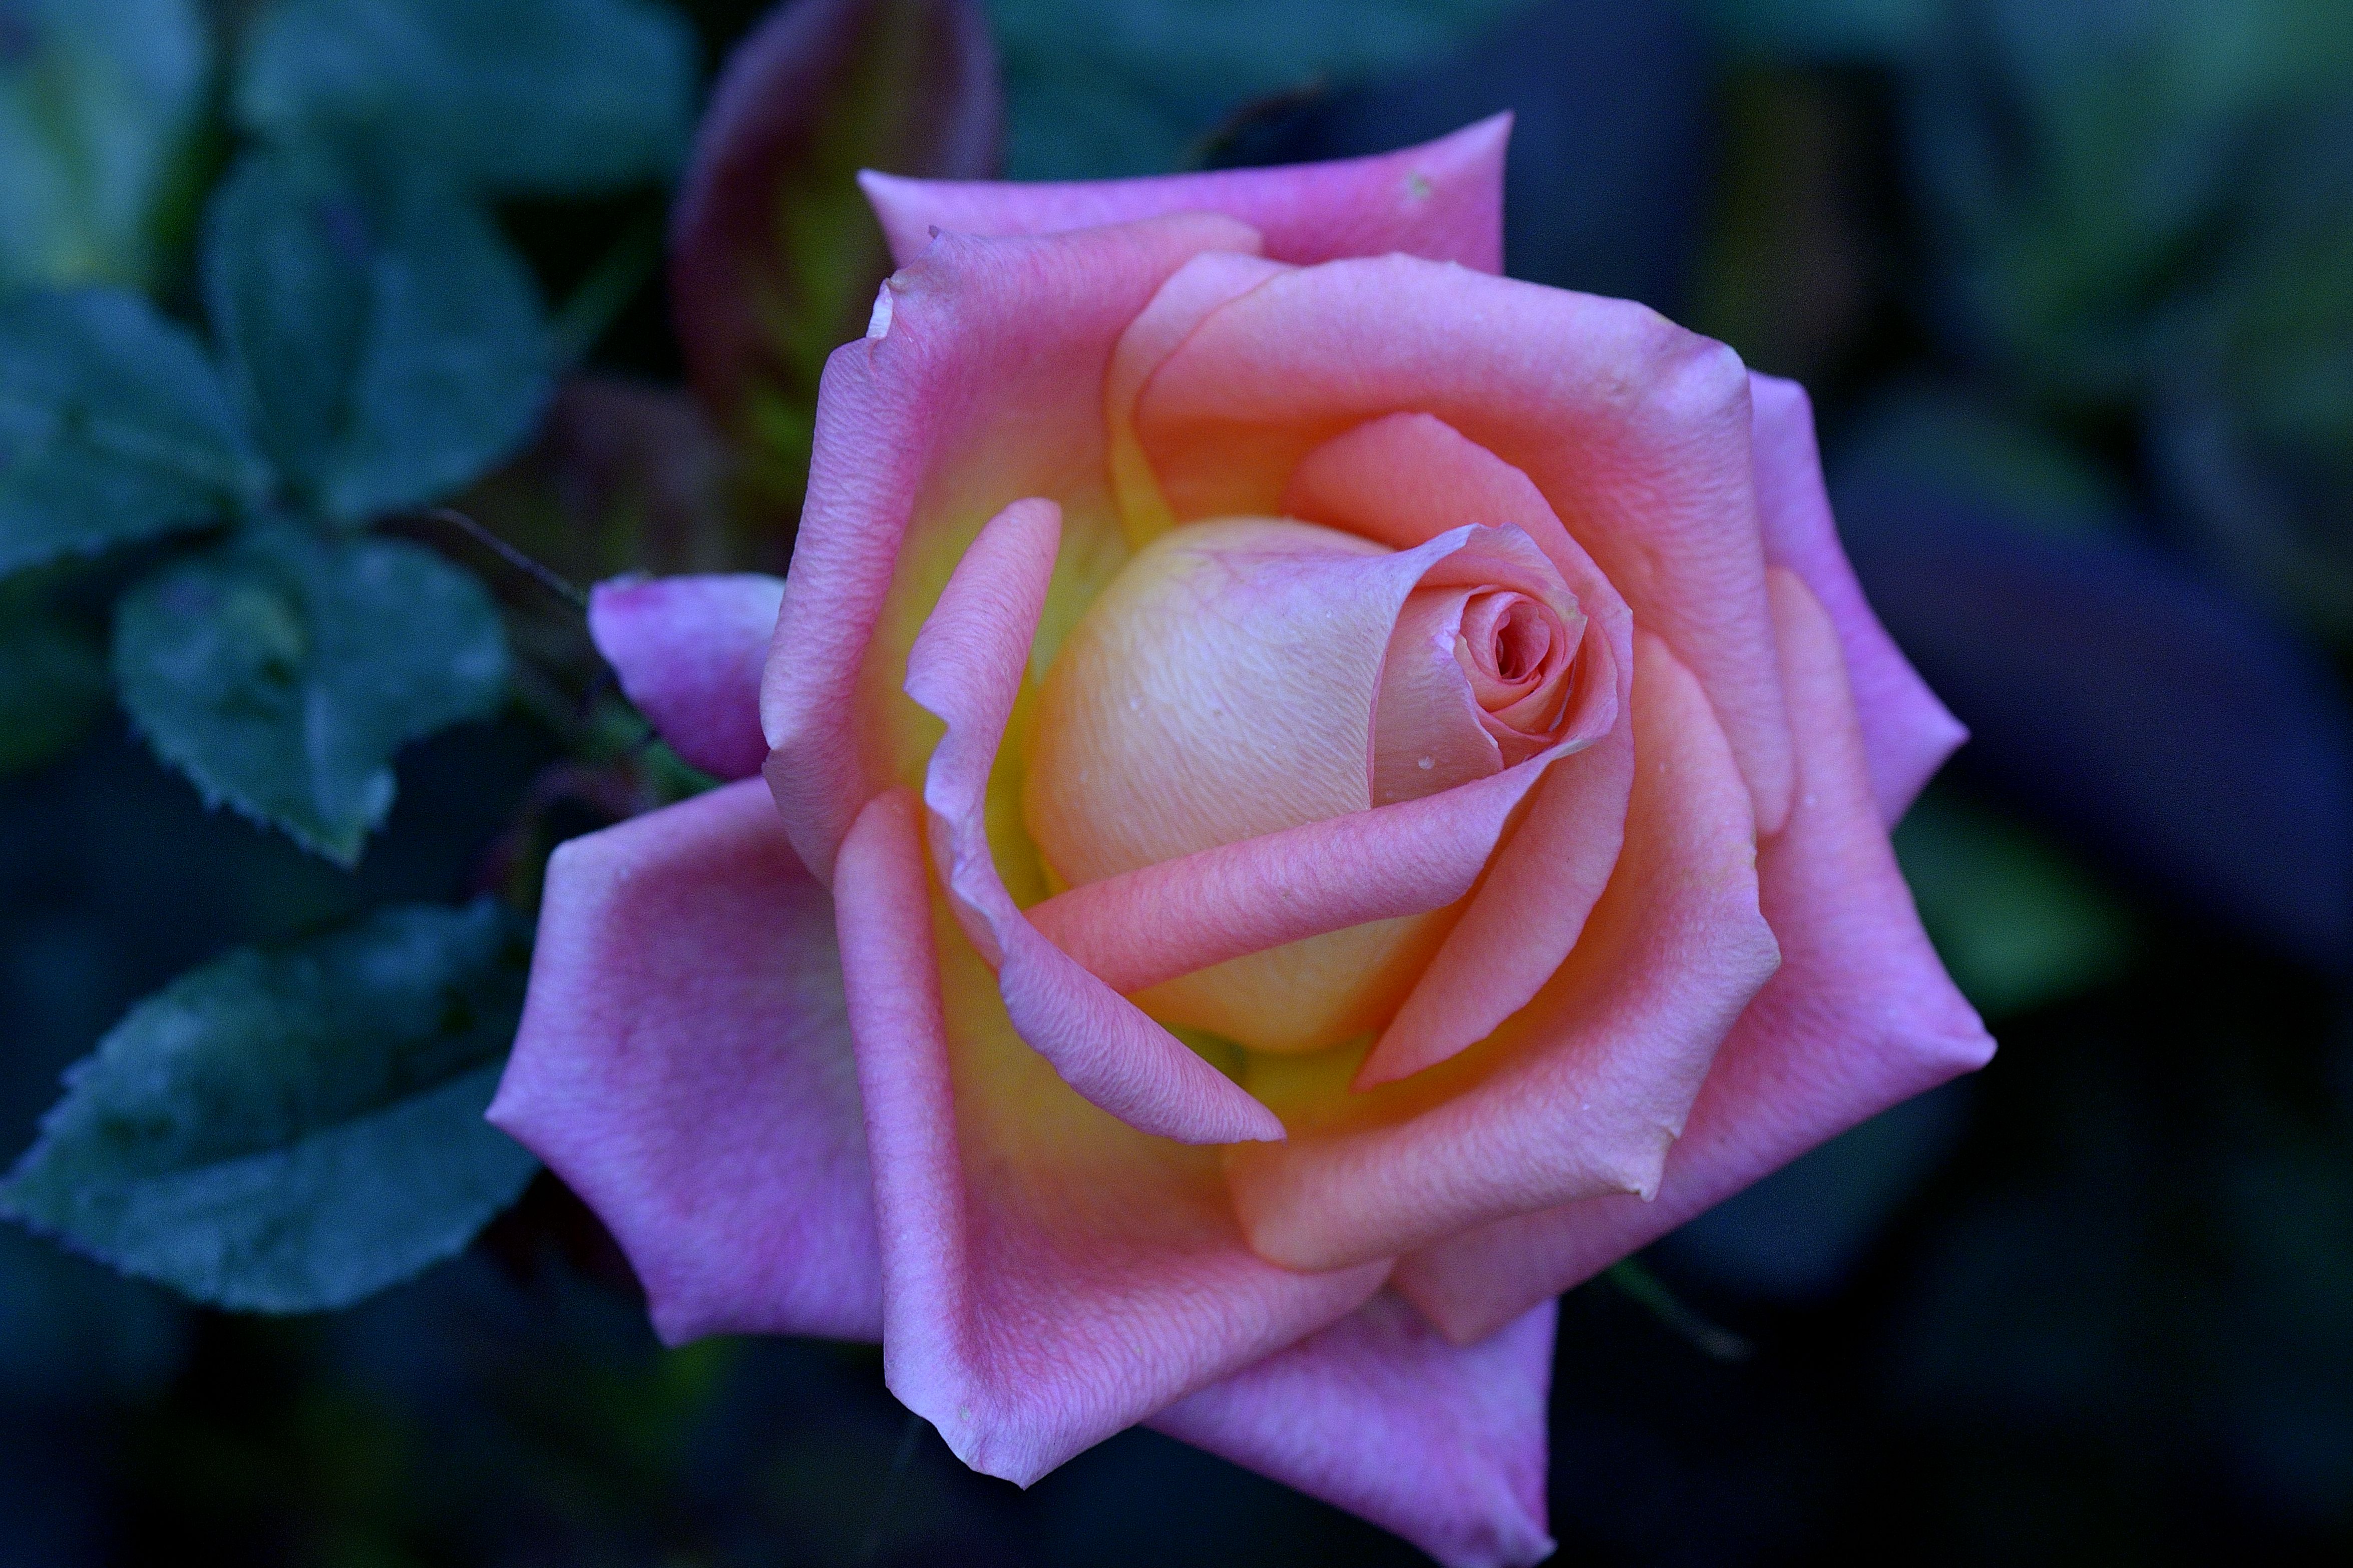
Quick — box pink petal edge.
[905,495,1282,1144]
[861,114,1510,273]
[832,787,1388,1486]
[1152,1293,1558,1568]
[488,777,881,1343]
[1129,253,1797,837]
[761,213,1266,883]
[1226,635,1781,1276]
[589,574,784,781]
[1395,571,1995,1341]
[1277,411,1639,1089]
[1748,372,1965,824]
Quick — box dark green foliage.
[0,901,539,1312]
[671,0,999,521]
[0,570,109,776]
[113,527,508,863]
[0,0,213,289]
[235,0,700,196]
[201,149,552,526]
[0,289,265,574]
[986,0,1537,177]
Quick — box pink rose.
[490,118,1994,1566]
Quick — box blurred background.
[4,0,2351,1562]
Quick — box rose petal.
[1151,1293,1557,1568]
[762,213,1266,882]
[861,114,1509,272]
[1749,372,1964,824]
[1026,745,1565,996]
[1104,249,1292,543]
[1026,517,1584,1054]
[833,787,1387,1485]
[588,574,784,780]
[907,495,1282,1144]
[1279,412,1639,1089]
[488,777,880,1344]
[1226,635,1780,1273]
[1128,254,1796,835]
[1394,571,1995,1341]
[1356,728,1637,1090]
[1372,586,1505,802]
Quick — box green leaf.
[113,527,508,863]
[986,0,1536,178]
[0,568,108,776]
[1894,786,2140,1020]
[0,901,539,1313]
[0,288,265,573]
[202,147,551,526]
[1704,0,1935,63]
[0,0,213,289]
[673,0,999,519]
[1903,0,2353,406]
[235,0,698,197]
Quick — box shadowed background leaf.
[670,0,1000,544]
[0,0,214,290]
[985,0,1539,179]
[112,528,509,864]
[1212,0,1713,314]
[0,901,540,1313]
[201,149,552,528]
[0,289,264,575]
[234,0,700,197]
[1833,387,2353,972]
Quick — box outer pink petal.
[1225,636,1781,1275]
[487,778,880,1343]
[861,114,1508,273]
[1395,571,1995,1342]
[1131,254,1796,835]
[906,495,1281,1144]
[1749,373,1965,823]
[588,574,784,781]
[761,213,1263,882]
[832,788,1388,1486]
[1278,412,1640,1088]
[1151,1294,1557,1568]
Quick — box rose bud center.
[1022,516,1587,1054]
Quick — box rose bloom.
[490,118,1994,1565]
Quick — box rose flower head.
[490,116,1994,1566]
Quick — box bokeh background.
[5,0,2352,1562]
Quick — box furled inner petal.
[1024,514,1585,1054]
[1372,583,1581,808]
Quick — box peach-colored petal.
[1394,571,1995,1342]
[588,573,783,780]
[1025,518,1400,881]
[488,778,879,1344]
[1225,635,1780,1274]
[1356,727,1636,1089]
[1374,578,1583,803]
[1373,587,1507,802]
[1025,517,1584,1054]
[907,495,1280,1144]
[832,788,1387,1485]
[1026,744,1565,996]
[762,213,1264,883]
[1104,249,1292,543]
[1151,1294,1557,1568]
[1279,413,1639,1089]
[860,114,1509,272]
[1129,254,1795,835]
[1749,373,1965,824]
